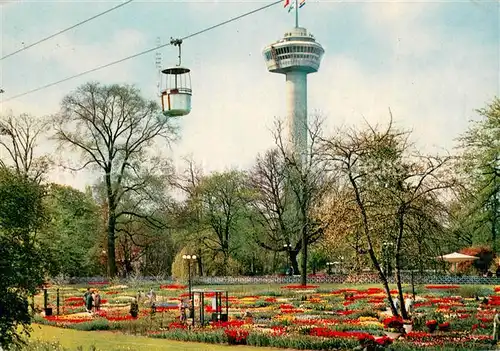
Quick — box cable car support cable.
[2,0,282,102]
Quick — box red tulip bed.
[34,283,499,350]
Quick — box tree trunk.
[395,253,407,319]
[222,252,229,276]
[272,251,278,273]
[369,247,399,317]
[349,173,398,316]
[301,226,308,286]
[124,258,133,277]
[396,209,408,319]
[105,169,117,278]
[289,250,300,275]
[107,214,117,278]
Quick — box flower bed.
[35,283,498,350]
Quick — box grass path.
[31,324,281,351]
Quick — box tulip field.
[32,282,500,350]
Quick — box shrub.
[70,319,110,331]
[458,285,492,298]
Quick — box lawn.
[30,324,281,351]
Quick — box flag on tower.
[288,0,294,12]
[284,0,290,7]
[299,0,306,8]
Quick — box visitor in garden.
[83,287,91,312]
[85,289,94,314]
[93,290,101,311]
[493,309,500,344]
[404,297,414,316]
[130,298,139,318]
[179,298,188,324]
[137,290,144,303]
[147,288,157,314]
[147,288,156,305]
[393,298,400,313]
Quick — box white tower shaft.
[263,26,324,162]
[286,71,308,161]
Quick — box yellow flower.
[359,316,378,322]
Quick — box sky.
[0,0,499,191]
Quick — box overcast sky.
[0,0,498,190]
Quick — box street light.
[182,254,197,298]
[182,254,197,326]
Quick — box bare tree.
[0,112,50,182]
[320,118,457,318]
[248,148,302,274]
[256,116,333,285]
[52,82,176,277]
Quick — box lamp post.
[182,254,197,297]
[182,254,197,326]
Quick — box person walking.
[130,298,139,318]
[83,288,91,313]
[147,288,157,314]
[85,289,94,314]
[147,288,156,305]
[94,290,101,312]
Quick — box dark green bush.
[71,319,110,331]
[458,285,492,298]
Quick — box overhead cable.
[2,0,281,102]
[1,0,135,61]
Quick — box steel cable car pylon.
[160,38,192,117]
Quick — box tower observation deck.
[262,26,324,159]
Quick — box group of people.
[136,288,157,309]
[393,296,415,315]
[83,288,101,313]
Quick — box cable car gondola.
[160,38,192,117]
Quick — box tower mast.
[295,0,299,28]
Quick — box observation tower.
[262,1,324,159]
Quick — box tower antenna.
[295,0,299,28]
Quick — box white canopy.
[436,252,479,263]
